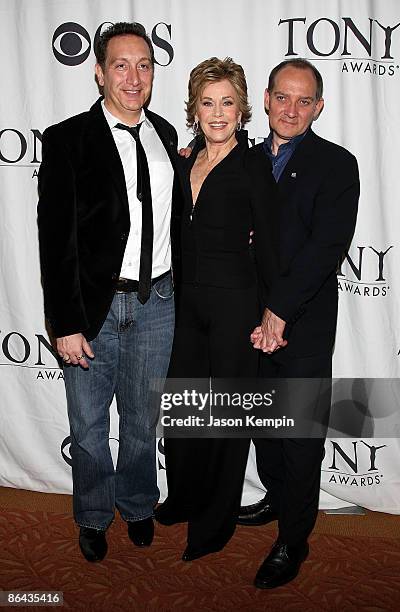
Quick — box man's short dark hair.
[94,22,155,68]
[268,58,323,100]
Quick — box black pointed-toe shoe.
[79,527,107,562]
[254,540,309,589]
[127,517,154,547]
[237,494,278,526]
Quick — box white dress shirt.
[102,102,174,280]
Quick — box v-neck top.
[179,132,258,289]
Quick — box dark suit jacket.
[37,98,182,341]
[246,129,359,358]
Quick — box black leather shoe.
[182,542,225,562]
[127,517,154,547]
[154,502,187,526]
[79,527,107,562]
[237,494,278,526]
[254,540,309,589]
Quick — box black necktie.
[116,122,153,304]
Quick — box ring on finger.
[77,355,83,360]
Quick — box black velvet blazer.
[37,98,183,340]
[247,129,360,358]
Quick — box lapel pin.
[291,172,297,178]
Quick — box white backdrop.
[0,0,399,513]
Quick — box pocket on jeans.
[154,274,174,299]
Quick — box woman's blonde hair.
[186,57,252,133]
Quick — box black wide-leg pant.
[164,283,259,550]
[254,351,332,546]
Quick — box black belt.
[115,271,170,293]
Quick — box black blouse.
[179,132,260,289]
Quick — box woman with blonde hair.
[156,57,278,561]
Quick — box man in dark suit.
[238,59,359,588]
[37,22,181,562]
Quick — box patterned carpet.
[1,488,399,611]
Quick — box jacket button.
[121,233,127,241]
[111,273,118,280]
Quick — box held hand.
[259,308,288,353]
[251,326,275,352]
[250,326,262,344]
[251,326,268,351]
[57,333,94,369]
[251,310,288,353]
[252,328,280,353]
[178,147,193,158]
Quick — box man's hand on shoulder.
[178,146,193,158]
[251,308,287,353]
[57,333,94,369]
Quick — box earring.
[236,120,242,131]
[193,121,199,134]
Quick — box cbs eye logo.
[52,21,174,66]
[52,22,93,66]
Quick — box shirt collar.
[264,129,308,157]
[101,100,150,130]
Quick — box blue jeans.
[63,273,174,530]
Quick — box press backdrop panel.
[0,0,399,513]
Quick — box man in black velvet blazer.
[238,59,359,589]
[37,23,181,562]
